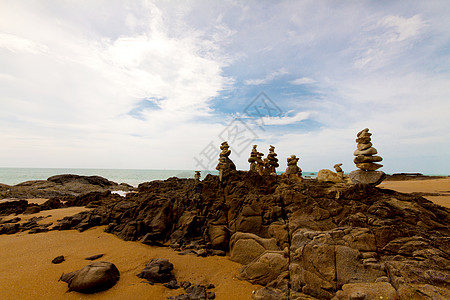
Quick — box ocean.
[0,168,318,187]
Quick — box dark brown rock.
[52,255,65,264]
[137,258,176,284]
[59,261,120,293]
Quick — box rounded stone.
[354,147,377,156]
[349,170,386,186]
[356,163,383,171]
[354,155,383,164]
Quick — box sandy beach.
[0,177,449,299]
[0,225,257,300]
[380,177,450,208]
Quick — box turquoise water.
[0,168,318,187]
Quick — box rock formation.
[0,174,133,200]
[284,155,302,177]
[215,141,236,181]
[334,163,343,173]
[350,129,386,185]
[266,145,279,175]
[44,171,450,299]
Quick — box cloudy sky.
[1,0,449,174]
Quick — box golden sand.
[0,226,258,300]
[380,177,450,208]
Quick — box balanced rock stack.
[266,145,279,175]
[285,155,302,176]
[216,141,236,181]
[349,128,386,185]
[248,145,260,172]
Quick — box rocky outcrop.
[43,171,450,299]
[0,174,133,199]
[59,261,120,293]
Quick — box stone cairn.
[216,141,236,181]
[285,155,302,176]
[349,128,386,185]
[334,163,343,179]
[194,171,201,181]
[248,145,259,172]
[266,145,279,175]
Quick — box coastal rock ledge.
[5,171,450,299]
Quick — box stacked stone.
[353,128,383,171]
[248,145,260,172]
[350,128,386,185]
[266,145,279,175]
[285,155,302,176]
[216,141,236,181]
[194,171,201,181]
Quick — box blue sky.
[0,0,449,174]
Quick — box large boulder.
[317,169,343,183]
[59,261,120,293]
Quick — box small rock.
[196,249,207,257]
[28,227,49,234]
[207,291,216,299]
[180,281,191,289]
[85,254,104,261]
[211,250,226,256]
[52,255,65,264]
[164,279,180,289]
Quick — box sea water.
[0,168,318,187]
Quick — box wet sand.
[379,177,450,208]
[0,226,258,300]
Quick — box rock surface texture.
[59,261,120,293]
[45,171,450,299]
[350,128,386,186]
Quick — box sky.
[0,0,449,174]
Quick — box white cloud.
[261,111,310,126]
[353,14,427,70]
[0,33,48,54]
[289,77,316,85]
[244,68,289,85]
